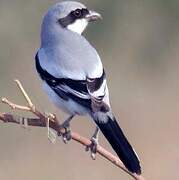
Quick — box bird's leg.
[58,115,74,143]
[86,127,99,160]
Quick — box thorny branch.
[0,80,145,180]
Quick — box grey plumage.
[35,1,141,174]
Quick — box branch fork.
[0,80,145,180]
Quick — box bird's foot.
[59,121,71,143]
[86,136,98,160]
[58,115,74,144]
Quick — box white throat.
[67,19,88,34]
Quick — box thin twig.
[14,79,46,123]
[0,80,145,180]
[15,79,33,107]
[1,97,31,111]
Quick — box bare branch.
[2,97,31,111]
[15,79,34,108]
[0,80,145,180]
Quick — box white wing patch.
[56,84,90,99]
[89,79,106,99]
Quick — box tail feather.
[92,112,141,174]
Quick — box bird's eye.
[82,8,89,16]
[73,9,82,18]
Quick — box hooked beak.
[85,10,102,22]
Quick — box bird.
[35,1,141,175]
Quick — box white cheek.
[67,19,88,34]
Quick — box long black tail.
[92,112,141,174]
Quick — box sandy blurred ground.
[0,0,179,179]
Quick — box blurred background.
[0,0,179,179]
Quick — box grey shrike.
[35,1,141,174]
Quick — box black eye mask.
[58,8,89,28]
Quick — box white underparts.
[67,19,88,34]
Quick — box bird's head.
[42,1,102,35]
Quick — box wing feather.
[36,52,109,112]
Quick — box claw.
[86,136,98,160]
[58,115,74,143]
[61,127,71,143]
[86,127,99,160]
